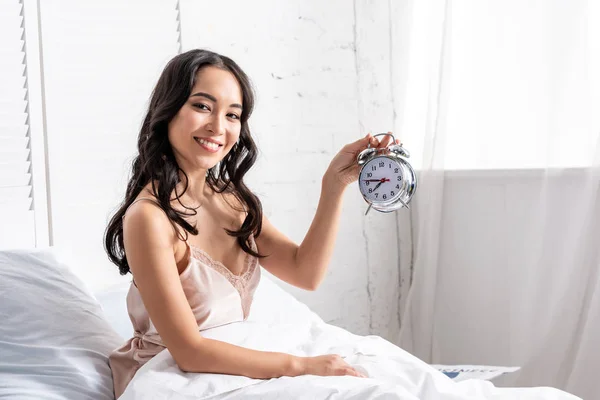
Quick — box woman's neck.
[175,168,209,208]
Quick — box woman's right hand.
[299,354,366,378]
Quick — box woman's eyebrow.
[191,92,243,110]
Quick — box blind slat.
[0,136,29,151]
[0,100,27,115]
[0,161,30,174]
[0,185,31,201]
[0,124,28,137]
[0,172,30,187]
[0,185,32,212]
[0,148,30,163]
[0,195,32,210]
[0,113,28,125]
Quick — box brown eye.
[193,103,210,111]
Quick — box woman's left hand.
[324,131,401,191]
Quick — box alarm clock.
[356,133,417,215]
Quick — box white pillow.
[0,248,123,400]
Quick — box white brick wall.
[180,0,408,341]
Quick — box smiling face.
[168,65,244,172]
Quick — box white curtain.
[396,1,599,399]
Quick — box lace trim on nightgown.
[188,235,259,319]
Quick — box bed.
[0,247,581,400]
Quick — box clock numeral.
[375,193,379,198]
[367,172,373,178]
[368,188,373,193]
[365,181,370,186]
[391,191,395,196]
[379,162,385,167]
[383,194,387,200]
[396,184,400,189]
[372,165,377,171]
[394,168,399,173]
[397,176,402,181]
[389,163,392,168]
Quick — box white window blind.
[0,0,36,249]
[39,0,180,289]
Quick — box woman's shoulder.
[124,188,164,220]
[123,191,178,246]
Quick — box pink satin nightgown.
[108,198,261,398]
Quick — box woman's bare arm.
[123,201,302,377]
[256,178,345,291]
[256,134,389,291]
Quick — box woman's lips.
[194,137,223,153]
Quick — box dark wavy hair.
[105,49,264,275]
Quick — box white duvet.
[120,275,580,400]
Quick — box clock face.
[358,156,403,203]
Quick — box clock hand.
[363,178,391,183]
[365,178,390,216]
[373,177,391,192]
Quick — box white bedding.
[119,275,580,400]
[0,248,122,400]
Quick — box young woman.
[104,49,397,397]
